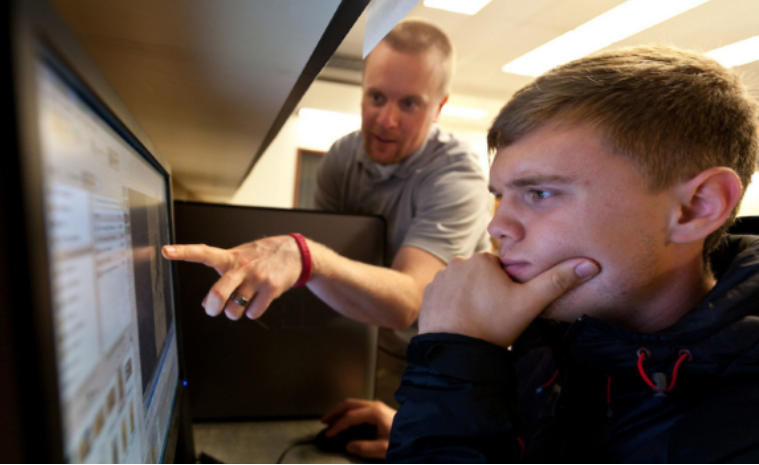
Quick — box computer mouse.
[314,423,378,453]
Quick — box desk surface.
[193,419,377,464]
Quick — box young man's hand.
[161,235,303,320]
[419,253,600,347]
[320,399,396,459]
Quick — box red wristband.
[289,233,312,287]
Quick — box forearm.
[306,241,423,329]
[388,333,521,463]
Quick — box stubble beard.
[364,137,404,166]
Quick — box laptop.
[173,201,384,419]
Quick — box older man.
[163,19,492,459]
[164,19,490,328]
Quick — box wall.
[231,112,353,208]
[739,172,759,217]
[172,178,200,202]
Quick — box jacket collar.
[562,235,759,379]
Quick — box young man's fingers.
[325,407,376,437]
[346,439,389,459]
[523,258,600,311]
[162,244,230,271]
[204,271,246,318]
[321,399,369,424]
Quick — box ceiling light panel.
[502,0,711,77]
[423,0,492,16]
[706,35,759,68]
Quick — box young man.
[386,46,759,462]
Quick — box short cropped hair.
[375,18,455,97]
[488,45,759,258]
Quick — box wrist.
[288,233,312,287]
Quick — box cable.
[276,439,314,464]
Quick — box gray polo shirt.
[315,125,492,266]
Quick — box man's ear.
[432,94,449,123]
[668,167,742,244]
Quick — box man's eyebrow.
[365,86,424,101]
[505,174,577,188]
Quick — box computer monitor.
[1,0,191,462]
[174,202,384,420]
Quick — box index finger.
[162,244,229,270]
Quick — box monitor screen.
[36,52,179,463]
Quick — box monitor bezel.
[0,3,30,463]
[3,0,188,461]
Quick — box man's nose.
[376,103,400,129]
[487,200,525,245]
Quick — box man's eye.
[401,99,417,109]
[531,190,553,200]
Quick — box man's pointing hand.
[162,235,304,320]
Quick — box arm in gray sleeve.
[314,141,346,212]
[402,165,493,263]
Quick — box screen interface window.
[36,59,179,464]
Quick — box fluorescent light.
[441,105,487,119]
[298,108,361,126]
[706,35,759,68]
[423,0,491,16]
[502,0,711,77]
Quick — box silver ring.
[230,291,250,307]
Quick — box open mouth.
[373,134,396,145]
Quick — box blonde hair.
[374,18,455,97]
[488,45,759,257]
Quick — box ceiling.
[331,0,759,103]
[48,0,350,201]
[49,0,759,201]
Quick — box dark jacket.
[388,235,759,463]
